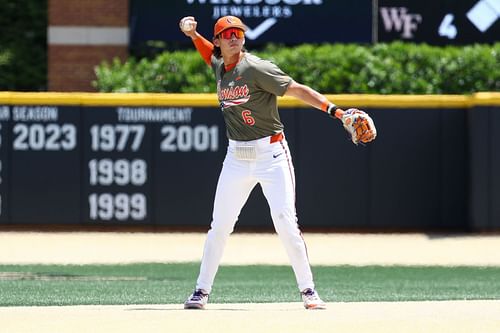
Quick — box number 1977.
[90,125,145,152]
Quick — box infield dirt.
[1,232,500,333]
[2,232,500,266]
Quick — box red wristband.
[321,101,330,112]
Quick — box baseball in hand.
[181,19,195,32]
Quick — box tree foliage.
[0,0,47,91]
[94,42,500,94]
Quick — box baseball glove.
[336,108,377,145]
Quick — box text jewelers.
[186,0,323,19]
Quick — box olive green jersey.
[211,52,292,141]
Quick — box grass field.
[1,263,499,306]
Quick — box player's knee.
[208,219,235,237]
[272,206,295,220]
[271,207,298,232]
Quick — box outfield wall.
[0,92,498,230]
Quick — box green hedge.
[0,0,47,91]
[94,42,500,94]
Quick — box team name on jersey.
[217,80,250,101]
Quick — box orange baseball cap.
[213,16,247,37]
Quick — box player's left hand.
[336,108,377,145]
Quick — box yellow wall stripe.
[0,92,499,108]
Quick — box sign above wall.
[377,0,500,44]
[129,0,373,49]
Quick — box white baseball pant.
[195,133,315,293]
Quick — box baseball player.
[179,15,376,310]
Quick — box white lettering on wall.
[380,7,422,39]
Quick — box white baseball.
[181,19,195,32]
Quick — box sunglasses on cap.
[218,28,245,39]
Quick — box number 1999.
[88,193,146,221]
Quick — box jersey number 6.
[241,110,255,126]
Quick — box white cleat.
[184,289,209,309]
[301,288,327,310]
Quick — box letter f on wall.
[379,7,422,39]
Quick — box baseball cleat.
[184,289,209,309]
[301,288,327,310]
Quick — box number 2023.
[13,123,76,151]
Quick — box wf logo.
[380,7,422,39]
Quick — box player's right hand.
[179,16,198,38]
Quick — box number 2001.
[161,125,218,152]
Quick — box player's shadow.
[126,307,301,312]
[125,307,250,312]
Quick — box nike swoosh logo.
[273,153,283,158]
[245,18,278,40]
